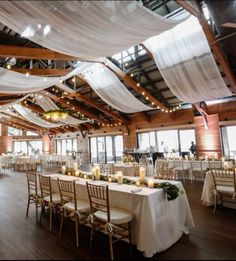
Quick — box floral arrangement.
[122,154,135,163]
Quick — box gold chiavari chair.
[190,160,206,182]
[25,171,41,222]
[156,161,175,180]
[86,182,134,260]
[38,175,61,232]
[131,163,147,177]
[173,160,190,181]
[208,160,223,170]
[211,169,236,214]
[57,179,90,247]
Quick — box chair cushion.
[94,207,133,225]
[63,200,90,213]
[217,186,235,194]
[43,193,61,204]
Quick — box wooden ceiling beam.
[0,44,103,62]
[68,92,127,123]
[175,0,236,94]
[104,59,167,110]
[11,68,71,76]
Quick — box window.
[8,127,22,136]
[56,138,78,154]
[13,140,42,155]
[26,131,38,136]
[179,129,196,152]
[90,135,124,163]
[137,129,195,156]
[222,126,236,158]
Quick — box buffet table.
[47,173,194,257]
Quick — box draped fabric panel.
[35,95,90,125]
[144,16,232,103]
[81,63,153,113]
[0,94,30,111]
[0,66,88,94]
[0,1,188,59]
[13,104,64,128]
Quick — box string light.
[142,91,145,95]
[6,64,11,69]
[152,102,155,105]
[25,72,29,77]
[130,73,134,77]
[137,83,140,87]
[60,78,63,83]
[146,97,149,100]
[43,77,47,81]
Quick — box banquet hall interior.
[0,0,236,260]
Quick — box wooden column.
[194,114,222,158]
[42,135,53,154]
[0,124,13,154]
[123,124,137,150]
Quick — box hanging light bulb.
[6,64,11,69]
[137,83,140,87]
[60,78,63,83]
[25,72,30,77]
[44,77,47,81]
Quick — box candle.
[73,162,78,171]
[214,153,218,160]
[75,170,79,176]
[205,155,208,160]
[116,171,123,184]
[108,177,112,183]
[136,181,141,187]
[139,167,146,181]
[68,172,71,176]
[185,155,188,160]
[95,166,101,180]
[61,165,66,175]
[84,174,87,179]
[222,157,225,162]
[147,178,154,188]
[223,162,229,170]
[91,167,96,180]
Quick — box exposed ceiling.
[0,0,235,134]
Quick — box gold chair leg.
[35,199,39,223]
[40,205,45,225]
[59,209,64,238]
[213,195,217,215]
[49,206,53,232]
[90,223,94,251]
[128,222,133,254]
[109,232,114,260]
[75,215,79,247]
[26,196,30,217]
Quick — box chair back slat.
[39,175,52,200]
[26,171,38,195]
[208,160,223,169]
[57,179,76,208]
[211,169,236,190]
[86,182,110,221]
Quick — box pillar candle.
[95,166,101,180]
[139,167,146,181]
[73,162,78,171]
[214,153,218,160]
[116,171,123,184]
[147,178,154,188]
[61,165,66,175]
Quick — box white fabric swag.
[0,94,31,111]
[81,63,153,113]
[0,66,88,94]
[35,95,90,125]
[144,16,232,103]
[0,1,188,59]
[13,104,65,128]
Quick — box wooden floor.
[0,169,236,260]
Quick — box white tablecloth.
[48,173,194,257]
[201,171,236,209]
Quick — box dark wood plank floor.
[0,169,236,260]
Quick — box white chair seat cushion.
[174,167,189,171]
[63,200,90,213]
[217,186,234,194]
[94,207,133,225]
[43,193,61,204]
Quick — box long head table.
[47,173,194,257]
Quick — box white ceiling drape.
[0,66,88,94]
[35,95,91,125]
[0,1,188,59]
[81,63,153,113]
[144,16,232,103]
[0,94,31,111]
[13,104,65,128]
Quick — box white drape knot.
[104,222,116,234]
[87,214,94,224]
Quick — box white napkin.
[131,188,143,193]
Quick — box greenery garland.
[59,170,181,201]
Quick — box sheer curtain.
[0,65,89,94]
[81,63,153,113]
[0,1,188,59]
[144,16,232,103]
